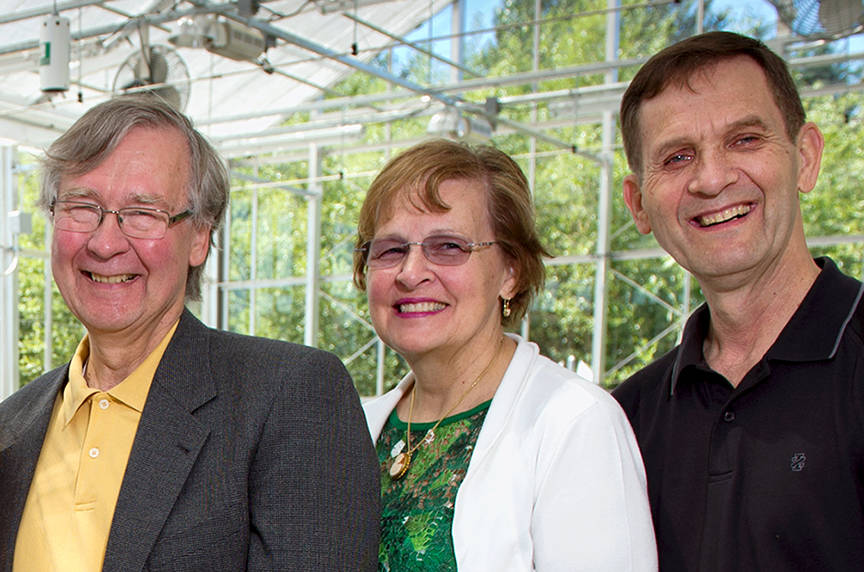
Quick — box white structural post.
[451,0,465,84]
[678,271,692,344]
[248,185,258,335]
[376,338,385,397]
[200,223,220,328]
[200,210,219,328]
[218,197,233,330]
[523,0,539,343]
[42,228,53,373]
[304,143,322,347]
[590,0,620,385]
[1,145,19,399]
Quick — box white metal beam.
[1,145,19,399]
[304,143,322,347]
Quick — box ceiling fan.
[112,22,191,111]
[768,0,864,40]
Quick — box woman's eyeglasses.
[357,235,498,269]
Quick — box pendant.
[423,429,435,445]
[389,451,411,480]
[390,439,405,457]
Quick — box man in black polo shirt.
[613,31,864,571]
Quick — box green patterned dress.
[375,400,491,571]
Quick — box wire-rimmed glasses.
[50,200,193,240]
[357,235,498,269]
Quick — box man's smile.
[87,272,137,284]
[694,203,752,227]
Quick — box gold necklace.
[388,336,505,480]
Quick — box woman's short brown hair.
[353,139,550,326]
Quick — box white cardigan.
[364,334,657,571]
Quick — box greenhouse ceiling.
[0,0,862,161]
[0,0,454,154]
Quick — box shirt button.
[98,399,110,410]
[89,447,100,458]
[723,411,736,422]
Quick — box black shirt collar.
[669,257,864,396]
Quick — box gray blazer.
[0,309,380,571]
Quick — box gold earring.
[502,298,511,318]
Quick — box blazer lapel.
[102,311,216,572]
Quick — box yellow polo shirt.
[13,322,178,572]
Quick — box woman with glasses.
[354,139,657,571]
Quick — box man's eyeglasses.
[50,200,193,240]
[357,235,498,269]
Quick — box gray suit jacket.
[0,309,380,571]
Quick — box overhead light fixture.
[39,14,70,92]
[167,16,209,48]
[209,18,267,61]
[427,108,493,143]
[168,15,269,62]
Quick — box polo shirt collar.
[668,257,863,396]
[668,303,711,397]
[770,257,863,361]
[60,321,180,426]
[62,336,98,426]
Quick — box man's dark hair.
[621,31,805,174]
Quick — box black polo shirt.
[614,257,864,572]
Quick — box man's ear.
[188,224,211,268]
[623,174,652,235]
[796,122,824,195]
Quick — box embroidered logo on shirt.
[790,452,806,472]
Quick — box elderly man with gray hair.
[0,94,379,571]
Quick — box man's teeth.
[90,272,135,284]
[398,302,445,313]
[697,204,751,227]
